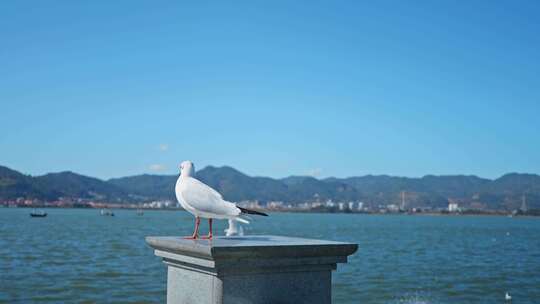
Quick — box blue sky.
[1,1,539,180]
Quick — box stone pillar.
[146,235,358,304]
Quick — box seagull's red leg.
[202,218,213,239]
[193,217,200,238]
[184,216,200,239]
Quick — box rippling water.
[1,208,539,303]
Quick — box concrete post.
[146,235,358,304]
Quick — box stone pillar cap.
[146,235,358,261]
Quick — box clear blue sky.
[1,1,539,180]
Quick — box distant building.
[520,194,528,212]
[310,202,322,208]
[448,202,459,212]
[386,204,399,212]
[298,202,310,210]
[338,203,345,210]
[357,202,364,210]
[143,200,175,209]
[268,201,284,209]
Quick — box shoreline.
[2,205,539,217]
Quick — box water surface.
[1,209,539,303]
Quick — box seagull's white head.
[179,160,195,177]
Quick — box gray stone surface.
[146,235,358,304]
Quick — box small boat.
[136,209,144,216]
[100,209,115,216]
[30,209,47,217]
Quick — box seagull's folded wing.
[182,178,240,217]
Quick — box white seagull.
[175,160,268,239]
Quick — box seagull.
[175,160,267,239]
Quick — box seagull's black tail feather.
[238,206,268,216]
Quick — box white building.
[386,204,400,212]
[143,200,175,209]
[325,200,335,208]
[448,202,459,212]
[268,201,284,209]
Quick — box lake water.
[1,208,539,304]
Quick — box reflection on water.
[1,209,539,303]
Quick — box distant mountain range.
[1,165,539,210]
